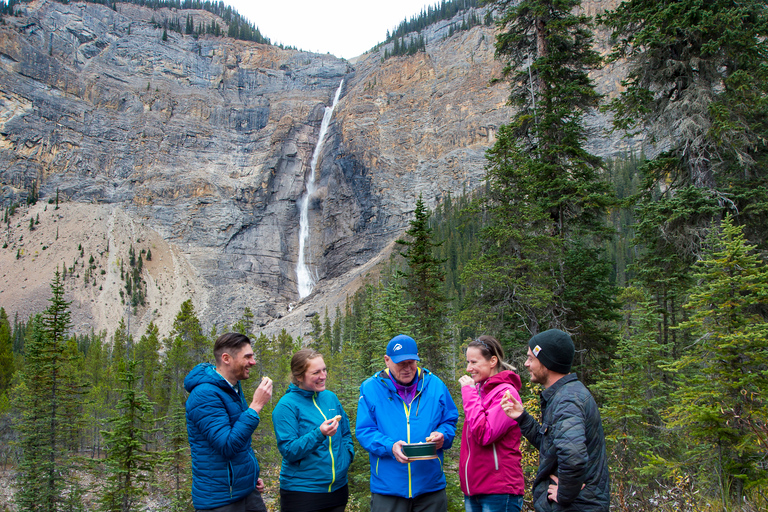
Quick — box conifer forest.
[1,0,768,511]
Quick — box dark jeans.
[195,489,268,512]
[464,494,524,512]
[370,489,447,512]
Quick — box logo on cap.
[393,343,402,351]
[533,344,542,357]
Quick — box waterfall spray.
[296,79,344,299]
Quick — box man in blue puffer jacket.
[185,333,274,512]
[356,334,459,512]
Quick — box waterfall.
[296,79,344,299]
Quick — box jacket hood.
[482,369,522,394]
[285,382,317,398]
[184,363,231,393]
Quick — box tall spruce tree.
[396,194,447,371]
[14,270,82,511]
[667,215,768,502]
[0,307,13,395]
[100,362,157,512]
[466,0,617,371]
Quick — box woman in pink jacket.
[459,335,525,512]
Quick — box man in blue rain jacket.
[185,333,273,512]
[356,334,459,512]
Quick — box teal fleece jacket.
[272,384,354,493]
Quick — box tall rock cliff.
[0,1,631,339]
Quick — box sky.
[222,0,439,60]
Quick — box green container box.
[402,442,437,458]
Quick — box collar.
[384,367,423,386]
[288,382,319,397]
[215,369,239,392]
[541,373,577,402]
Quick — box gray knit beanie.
[528,329,574,374]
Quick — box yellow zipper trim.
[403,401,412,498]
[312,394,336,492]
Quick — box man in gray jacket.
[501,329,610,511]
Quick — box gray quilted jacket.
[517,374,610,512]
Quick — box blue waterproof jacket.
[272,384,354,493]
[184,363,261,510]
[356,367,459,499]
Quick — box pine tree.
[396,194,447,372]
[163,395,192,512]
[99,362,157,512]
[0,307,13,395]
[14,270,82,511]
[667,215,768,502]
[465,0,617,369]
[159,300,209,414]
[593,287,675,501]
[601,0,768,193]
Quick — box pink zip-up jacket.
[459,370,525,496]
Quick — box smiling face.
[297,356,327,393]
[524,347,549,385]
[385,356,418,385]
[465,346,499,384]
[229,343,256,382]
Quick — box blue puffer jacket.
[272,384,354,493]
[184,363,260,510]
[356,367,459,499]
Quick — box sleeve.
[516,410,542,449]
[272,399,326,463]
[461,384,519,446]
[355,385,397,458]
[187,386,260,459]
[552,398,589,505]
[434,380,459,450]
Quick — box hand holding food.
[251,376,273,413]
[458,375,475,387]
[425,431,444,450]
[500,389,524,419]
[319,416,340,437]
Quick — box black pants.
[195,489,268,512]
[370,489,447,512]
[280,484,349,512]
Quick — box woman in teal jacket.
[272,349,354,512]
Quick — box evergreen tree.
[0,307,13,395]
[99,362,157,512]
[160,299,208,414]
[163,395,192,512]
[134,322,161,406]
[14,270,82,512]
[593,287,674,501]
[396,194,447,371]
[465,0,617,370]
[601,0,768,194]
[667,215,768,502]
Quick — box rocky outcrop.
[0,1,632,339]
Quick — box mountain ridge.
[0,0,632,340]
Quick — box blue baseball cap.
[386,334,420,363]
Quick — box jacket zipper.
[312,394,336,492]
[463,439,471,495]
[403,400,412,498]
[493,442,499,470]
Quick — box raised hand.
[500,390,524,419]
[250,376,273,413]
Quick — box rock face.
[0,1,632,339]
